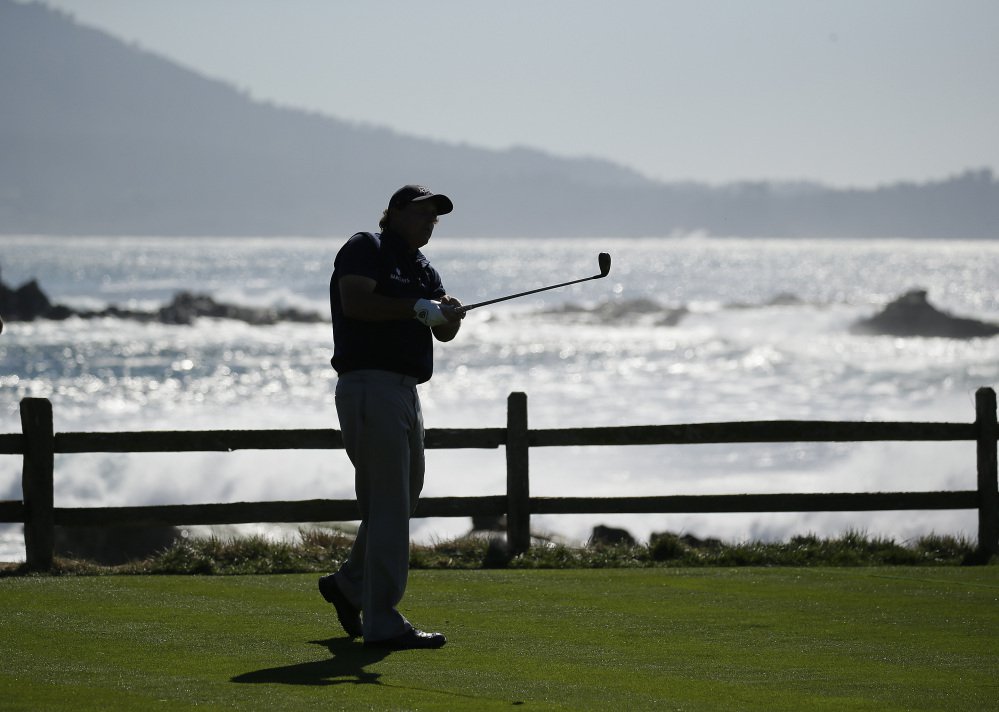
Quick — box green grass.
[2,568,997,710]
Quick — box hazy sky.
[33,0,999,187]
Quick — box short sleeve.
[334,233,381,281]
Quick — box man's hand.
[439,295,465,322]
[414,296,466,327]
[432,295,464,342]
[413,298,449,327]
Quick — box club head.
[597,252,612,278]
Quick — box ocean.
[2,234,998,561]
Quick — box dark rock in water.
[591,298,663,319]
[588,524,636,547]
[46,304,77,320]
[851,289,999,338]
[153,291,324,325]
[540,298,688,326]
[679,533,724,551]
[54,525,182,565]
[767,292,804,306]
[728,292,806,309]
[649,531,724,560]
[158,291,283,325]
[470,514,507,532]
[0,278,54,321]
[655,306,688,326]
[0,272,324,326]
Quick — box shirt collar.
[381,229,426,262]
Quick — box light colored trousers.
[332,370,425,641]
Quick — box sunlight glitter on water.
[2,236,998,559]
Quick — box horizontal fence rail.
[529,421,978,446]
[45,427,507,453]
[1,389,997,570]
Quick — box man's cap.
[388,185,453,215]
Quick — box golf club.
[456,252,611,313]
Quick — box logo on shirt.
[389,267,411,284]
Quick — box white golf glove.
[413,298,449,327]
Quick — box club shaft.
[459,274,601,312]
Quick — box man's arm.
[339,275,418,320]
[339,276,463,338]
[432,295,463,342]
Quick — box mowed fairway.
[1,568,996,711]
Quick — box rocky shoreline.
[0,276,323,326]
[3,273,997,337]
[851,289,999,338]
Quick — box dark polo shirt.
[330,230,446,383]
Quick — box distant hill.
[1,0,997,238]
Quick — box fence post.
[20,397,55,570]
[976,387,998,560]
[506,392,531,554]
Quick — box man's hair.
[378,206,439,231]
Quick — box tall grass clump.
[0,528,988,576]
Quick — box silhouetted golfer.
[319,185,464,650]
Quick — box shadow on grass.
[232,637,389,687]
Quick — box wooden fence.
[1,388,997,570]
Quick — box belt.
[338,369,419,388]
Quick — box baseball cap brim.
[411,193,453,215]
[389,185,454,215]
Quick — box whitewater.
[2,235,998,561]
